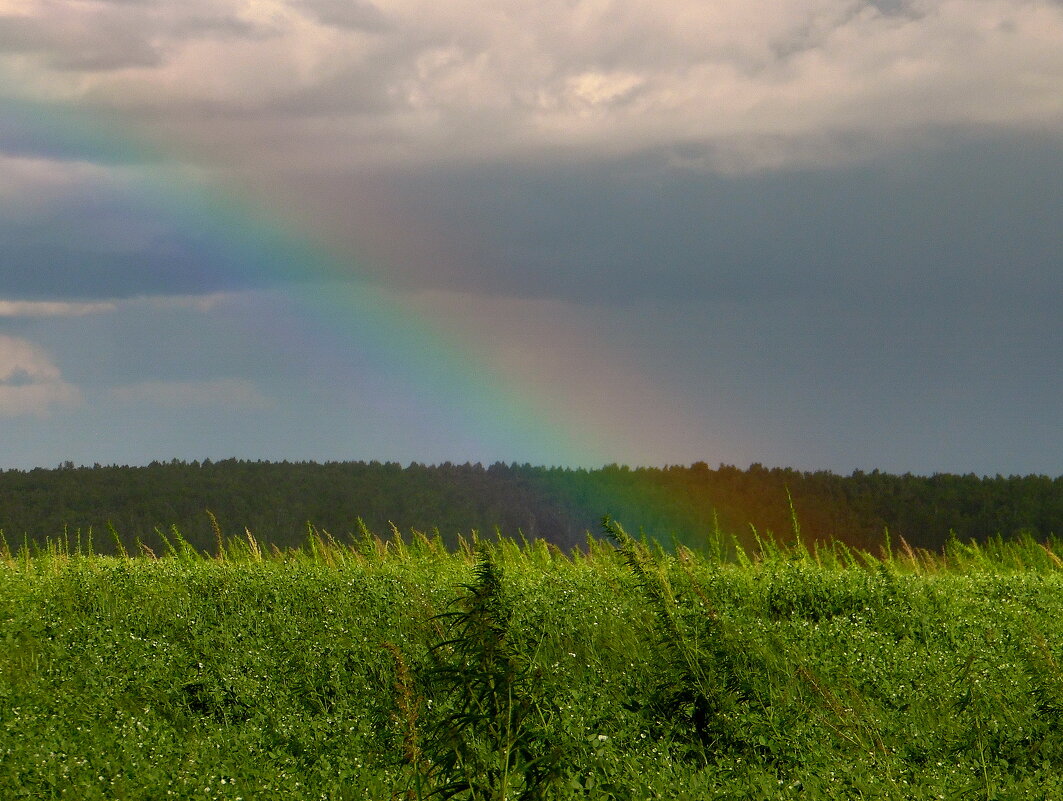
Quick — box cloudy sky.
[0,0,1060,475]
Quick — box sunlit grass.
[2,521,1063,798]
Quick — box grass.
[2,522,1063,798]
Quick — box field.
[3,521,1063,800]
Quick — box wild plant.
[412,551,561,801]
[1012,622,1063,764]
[603,517,780,762]
[383,641,428,800]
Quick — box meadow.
[3,520,1063,800]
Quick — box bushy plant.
[410,553,562,801]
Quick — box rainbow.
[3,90,800,551]
[1,92,619,467]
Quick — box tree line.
[0,459,1059,555]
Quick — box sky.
[0,0,1060,476]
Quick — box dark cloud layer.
[357,134,1063,306]
[3,132,1059,313]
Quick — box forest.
[0,459,1059,555]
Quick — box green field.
[3,522,1063,799]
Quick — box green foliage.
[411,553,562,800]
[4,523,1063,798]
[605,517,755,758]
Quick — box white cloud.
[0,334,81,415]
[0,290,242,320]
[127,292,235,313]
[0,152,208,221]
[0,0,265,73]
[0,298,118,317]
[563,71,645,110]
[0,292,240,318]
[109,378,272,409]
[0,153,122,212]
[2,0,1063,171]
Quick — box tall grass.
[3,520,1063,799]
